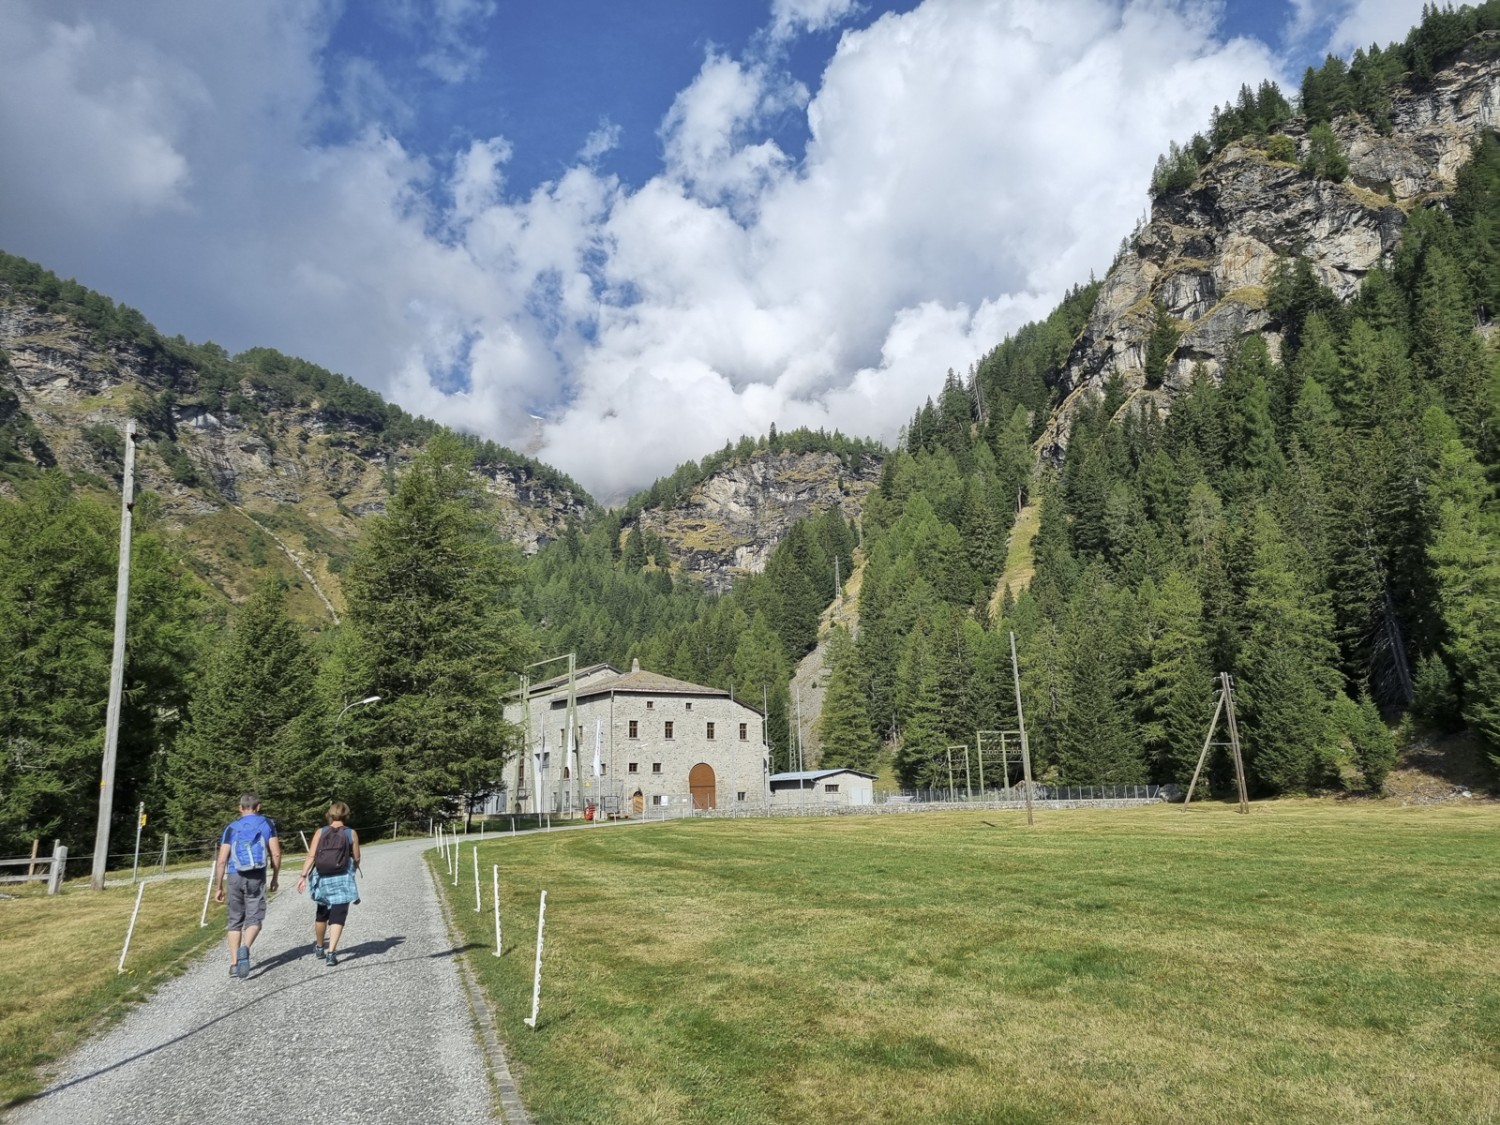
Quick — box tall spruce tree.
[1055,568,1145,783]
[815,627,878,772]
[1134,570,1216,785]
[0,476,204,854]
[166,581,323,842]
[1427,430,1500,761]
[1235,506,1341,792]
[339,435,530,822]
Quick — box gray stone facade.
[498,660,769,816]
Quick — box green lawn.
[0,876,225,1106]
[440,802,1500,1125]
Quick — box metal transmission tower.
[1182,672,1249,814]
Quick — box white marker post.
[492,864,502,957]
[199,857,216,927]
[523,890,547,1028]
[300,830,309,852]
[472,845,481,912]
[118,880,146,973]
[452,838,460,887]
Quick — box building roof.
[770,769,878,782]
[577,665,728,700]
[525,662,619,696]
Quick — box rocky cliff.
[1040,36,1500,458]
[637,448,882,593]
[0,298,590,621]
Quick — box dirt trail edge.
[9,838,519,1125]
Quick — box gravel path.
[11,839,513,1125]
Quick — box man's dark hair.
[239,792,261,810]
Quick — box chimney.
[631,657,640,673]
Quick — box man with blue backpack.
[212,792,282,979]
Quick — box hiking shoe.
[324,949,337,967]
[312,943,324,957]
[235,950,250,979]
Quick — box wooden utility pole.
[1008,632,1035,826]
[1183,673,1249,814]
[91,420,137,891]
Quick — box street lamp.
[332,696,381,799]
[337,695,382,727]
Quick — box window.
[739,722,747,740]
[646,700,654,709]
[628,720,638,738]
[824,784,840,793]
[628,762,639,774]
[737,791,747,801]
[652,763,662,774]
[685,702,692,711]
[652,794,667,806]
[664,721,673,739]
[706,722,715,740]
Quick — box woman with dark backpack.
[295,802,361,966]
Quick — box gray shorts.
[226,870,267,931]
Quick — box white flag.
[592,718,603,778]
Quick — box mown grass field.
[0,875,225,1107]
[441,802,1500,1125]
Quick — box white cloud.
[769,0,861,42]
[1285,0,1429,56]
[0,0,1296,502]
[1322,0,1428,55]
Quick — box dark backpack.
[313,826,353,875]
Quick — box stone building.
[496,659,770,816]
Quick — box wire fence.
[5,784,1176,884]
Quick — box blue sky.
[0,0,1431,500]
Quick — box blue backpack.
[226,817,268,872]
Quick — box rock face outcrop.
[638,449,882,593]
[1040,38,1500,459]
[0,300,590,618]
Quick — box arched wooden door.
[631,790,644,816]
[689,763,717,810]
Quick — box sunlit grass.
[442,802,1500,1125]
[0,876,225,1106]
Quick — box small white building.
[768,768,877,808]
[492,659,770,817]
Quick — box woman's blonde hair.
[326,801,351,824]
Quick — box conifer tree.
[1054,569,1144,783]
[1427,432,1500,760]
[1235,506,1341,792]
[166,581,323,842]
[340,435,529,822]
[0,477,204,853]
[893,667,948,791]
[1134,570,1216,784]
[733,612,792,770]
[815,627,878,772]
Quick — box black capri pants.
[316,901,350,926]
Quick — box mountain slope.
[0,262,592,620]
[1041,33,1500,461]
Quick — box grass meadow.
[0,874,225,1106]
[442,802,1500,1125]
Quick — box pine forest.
[2,4,1499,860]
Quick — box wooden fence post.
[47,842,68,895]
